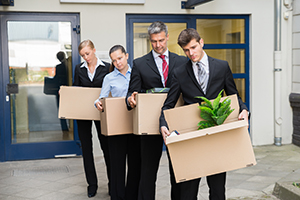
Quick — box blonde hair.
[78,39,95,52]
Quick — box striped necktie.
[197,62,208,94]
[159,55,169,87]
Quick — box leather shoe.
[87,185,97,198]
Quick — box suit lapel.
[79,66,90,80]
[186,60,204,93]
[206,56,215,92]
[146,52,160,76]
[168,52,175,75]
[94,64,105,79]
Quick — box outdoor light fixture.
[181,0,213,9]
[0,0,14,6]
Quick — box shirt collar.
[80,57,105,68]
[152,49,169,59]
[112,64,131,76]
[192,51,208,69]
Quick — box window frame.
[126,14,250,110]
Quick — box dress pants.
[108,134,141,200]
[167,147,226,200]
[77,120,111,192]
[138,135,163,200]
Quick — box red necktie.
[159,55,169,86]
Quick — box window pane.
[205,49,245,73]
[196,19,245,44]
[133,23,186,59]
[234,78,246,102]
[8,21,73,143]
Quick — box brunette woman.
[95,45,141,200]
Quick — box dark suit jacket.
[54,62,68,86]
[160,56,248,128]
[126,51,187,110]
[73,61,110,87]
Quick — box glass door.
[0,12,81,161]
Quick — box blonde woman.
[73,39,110,198]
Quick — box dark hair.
[56,51,66,62]
[78,39,95,52]
[148,21,168,36]
[108,45,127,72]
[177,28,201,48]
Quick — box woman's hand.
[96,100,103,111]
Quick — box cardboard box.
[59,86,101,120]
[133,93,184,135]
[100,97,133,136]
[164,94,256,183]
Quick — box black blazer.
[73,60,110,88]
[160,56,248,128]
[126,51,187,110]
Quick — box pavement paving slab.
[0,144,299,199]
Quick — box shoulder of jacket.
[134,52,152,62]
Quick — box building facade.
[0,0,297,161]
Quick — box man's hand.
[96,100,103,111]
[238,109,249,127]
[128,92,138,108]
[161,126,170,144]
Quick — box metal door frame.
[0,12,81,161]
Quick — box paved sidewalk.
[0,144,300,200]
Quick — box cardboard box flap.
[164,94,239,134]
[167,126,256,183]
[166,119,248,145]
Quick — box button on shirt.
[94,65,131,106]
[80,58,106,81]
[192,51,209,84]
[152,49,169,86]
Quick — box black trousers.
[138,135,163,200]
[108,134,141,200]
[77,120,110,191]
[167,147,226,200]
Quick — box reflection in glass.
[8,21,73,143]
[234,79,246,102]
[205,49,245,74]
[133,22,186,59]
[196,19,245,44]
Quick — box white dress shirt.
[152,49,169,87]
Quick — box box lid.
[164,94,243,144]
[166,119,248,145]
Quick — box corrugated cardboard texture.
[100,97,133,136]
[167,126,256,183]
[58,86,101,120]
[164,94,256,183]
[133,93,184,135]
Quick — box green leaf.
[217,99,231,116]
[212,90,224,110]
[200,111,215,124]
[198,121,215,130]
[195,96,213,110]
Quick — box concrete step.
[273,181,300,200]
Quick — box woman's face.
[79,46,96,64]
[110,49,129,72]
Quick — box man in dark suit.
[160,28,249,200]
[126,21,187,200]
[54,51,69,131]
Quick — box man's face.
[150,31,169,55]
[182,38,204,63]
